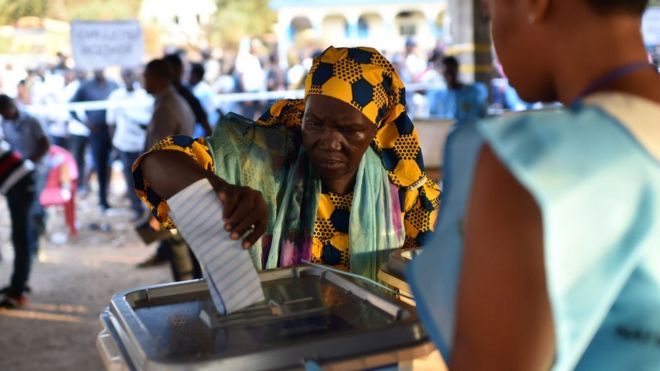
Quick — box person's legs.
[118,150,144,217]
[89,129,112,209]
[68,134,88,191]
[168,234,194,281]
[5,176,37,302]
[137,238,172,268]
[30,162,49,238]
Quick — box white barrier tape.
[25,82,445,112]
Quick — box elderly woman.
[133,47,440,279]
[408,0,660,370]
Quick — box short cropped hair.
[442,56,460,70]
[163,53,183,70]
[587,0,648,14]
[145,58,172,80]
[0,94,13,110]
[189,62,205,80]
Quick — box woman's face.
[302,95,377,184]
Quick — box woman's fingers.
[218,186,240,221]
[243,219,268,249]
[217,185,268,246]
[230,206,258,239]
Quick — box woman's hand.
[140,149,268,249]
[217,184,268,249]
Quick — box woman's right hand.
[141,149,268,249]
[217,183,268,249]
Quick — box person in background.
[0,140,39,308]
[285,51,306,90]
[69,69,118,211]
[0,63,25,98]
[16,79,32,106]
[200,49,221,86]
[212,57,239,118]
[35,68,73,149]
[235,38,266,119]
[163,53,211,137]
[408,0,660,369]
[264,53,286,107]
[428,56,488,125]
[139,58,199,281]
[106,68,153,221]
[64,69,89,192]
[0,94,50,237]
[187,62,218,129]
[143,59,195,148]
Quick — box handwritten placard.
[71,20,144,70]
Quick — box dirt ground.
[0,172,172,371]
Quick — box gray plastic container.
[97,266,434,370]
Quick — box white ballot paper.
[167,178,265,315]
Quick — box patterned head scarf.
[258,46,427,189]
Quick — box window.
[357,17,369,38]
[400,23,416,37]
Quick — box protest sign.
[71,20,144,70]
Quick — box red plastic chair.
[39,145,78,237]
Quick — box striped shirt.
[0,140,34,194]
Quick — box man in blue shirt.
[428,57,488,125]
[70,70,118,211]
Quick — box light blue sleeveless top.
[407,103,660,370]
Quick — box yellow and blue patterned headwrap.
[258,46,427,189]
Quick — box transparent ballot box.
[97,266,435,370]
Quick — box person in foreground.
[407,0,660,370]
[133,47,441,279]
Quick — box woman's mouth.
[317,158,345,170]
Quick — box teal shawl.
[207,114,405,279]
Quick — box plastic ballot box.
[97,266,437,370]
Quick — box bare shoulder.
[450,145,555,371]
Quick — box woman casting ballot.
[133,47,441,280]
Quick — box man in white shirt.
[188,62,218,130]
[106,69,153,220]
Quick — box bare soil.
[0,174,171,371]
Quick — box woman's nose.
[318,129,342,150]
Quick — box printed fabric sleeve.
[401,177,441,249]
[132,135,215,229]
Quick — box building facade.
[270,0,448,65]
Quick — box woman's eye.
[304,120,322,128]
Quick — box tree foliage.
[0,0,47,24]
[209,0,276,47]
[0,0,142,24]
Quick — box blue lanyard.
[572,61,657,106]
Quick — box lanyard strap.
[572,62,657,105]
